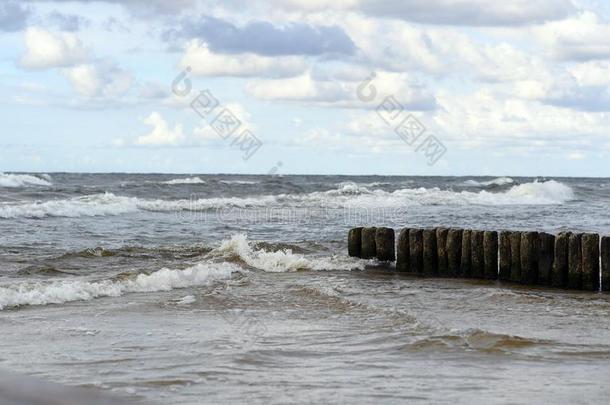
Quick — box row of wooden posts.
[348,227,610,292]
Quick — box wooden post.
[460,230,472,277]
[581,233,599,291]
[396,228,411,272]
[499,231,511,281]
[551,232,570,288]
[361,227,377,259]
[470,230,485,278]
[447,229,463,277]
[484,231,498,280]
[602,236,610,292]
[520,231,539,285]
[509,231,522,283]
[375,227,395,262]
[537,232,555,286]
[348,227,363,258]
[567,233,583,289]
[409,229,424,274]
[423,229,437,275]
[436,228,449,276]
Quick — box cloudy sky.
[2,0,610,176]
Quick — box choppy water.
[1,172,609,404]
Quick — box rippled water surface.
[1,173,609,404]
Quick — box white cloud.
[63,62,133,99]
[433,89,610,149]
[180,41,306,78]
[534,11,610,61]
[135,112,184,146]
[245,70,436,110]
[569,61,610,87]
[20,27,88,70]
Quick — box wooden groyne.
[349,227,610,292]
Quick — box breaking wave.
[0,180,574,219]
[463,177,514,187]
[212,234,367,272]
[0,192,277,219]
[162,177,206,185]
[0,261,240,310]
[296,179,574,207]
[0,173,52,188]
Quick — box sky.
[1,0,610,176]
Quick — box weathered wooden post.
[396,228,411,272]
[537,232,555,286]
[551,232,570,288]
[436,228,449,276]
[499,231,511,281]
[447,229,462,277]
[470,230,485,278]
[460,230,472,277]
[422,229,437,275]
[520,231,539,285]
[409,228,424,274]
[602,236,610,292]
[375,227,395,262]
[484,231,498,280]
[361,227,377,260]
[509,231,522,283]
[348,227,363,258]
[581,233,599,291]
[568,233,583,289]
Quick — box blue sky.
[1,0,610,176]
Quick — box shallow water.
[1,173,609,403]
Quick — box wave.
[0,180,574,219]
[0,261,240,310]
[408,329,548,353]
[162,177,206,185]
[297,180,574,207]
[463,177,514,187]
[219,180,259,185]
[0,173,52,188]
[0,192,277,219]
[212,234,367,272]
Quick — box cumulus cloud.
[20,27,88,69]
[166,15,356,56]
[433,89,610,150]
[534,11,610,61]
[63,61,133,99]
[135,112,184,146]
[0,0,30,32]
[245,70,436,110]
[179,40,306,77]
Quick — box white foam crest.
[291,180,573,207]
[213,234,367,273]
[219,180,259,185]
[464,177,514,187]
[162,177,206,185]
[0,262,239,310]
[0,192,277,219]
[0,173,52,188]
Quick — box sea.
[0,172,609,404]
